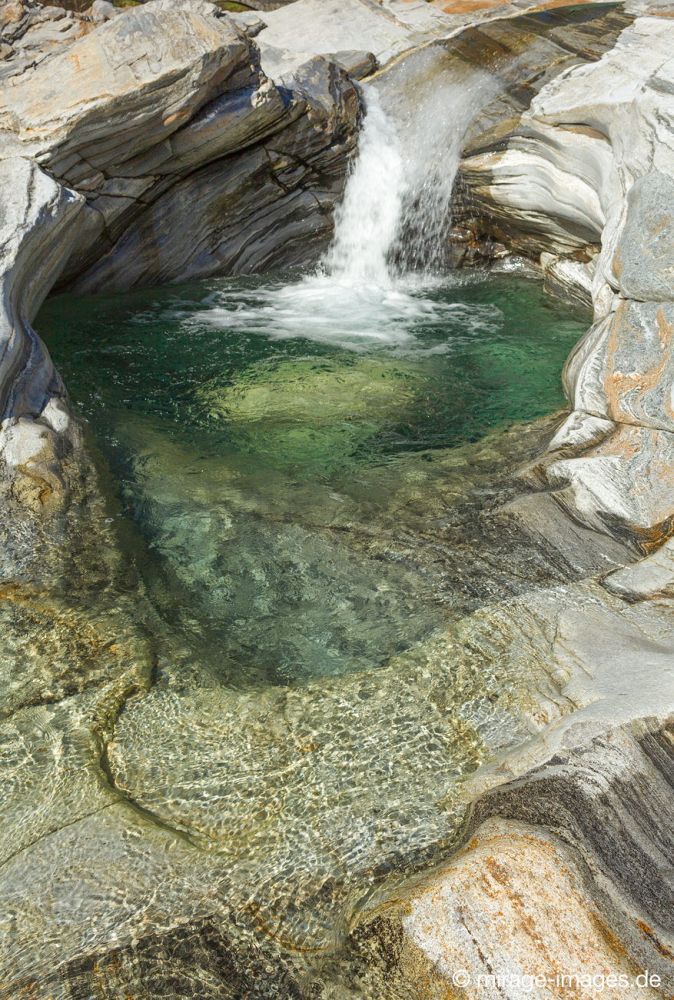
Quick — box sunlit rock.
[344,814,666,999]
[611,172,674,302]
[603,539,674,602]
[1,0,674,995]
[546,424,674,547]
[458,12,674,549]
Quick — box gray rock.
[612,171,674,301]
[228,9,266,36]
[603,539,674,601]
[546,423,674,547]
[454,5,632,259]
[541,251,594,310]
[325,49,378,80]
[456,13,674,553]
[0,3,361,296]
[547,410,615,453]
[70,58,359,292]
[0,0,87,82]
[0,1,253,179]
[566,300,674,435]
[0,157,83,447]
[88,0,117,22]
[256,0,426,80]
[502,491,633,579]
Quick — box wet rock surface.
[1,0,674,997]
[0,408,660,998]
[0,0,360,554]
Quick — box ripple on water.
[34,269,589,955]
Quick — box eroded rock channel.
[1,0,674,997]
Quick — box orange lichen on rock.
[354,819,665,999]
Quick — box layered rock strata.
[340,722,674,999]
[0,0,359,545]
[0,0,88,81]
[457,11,674,550]
[1,1,674,998]
[338,13,674,996]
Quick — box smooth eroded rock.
[345,817,663,999]
[546,423,674,547]
[612,171,674,301]
[566,301,674,435]
[0,0,252,179]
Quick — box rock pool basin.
[24,268,596,955]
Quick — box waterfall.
[324,48,498,283]
[323,90,406,287]
[202,50,500,349]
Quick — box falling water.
[391,50,499,272]
[200,48,500,348]
[325,47,499,280]
[323,90,406,287]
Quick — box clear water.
[34,266,589,964]
[34,79,587,756]
[16,68,595,984]
[38,270,586,688]
[41,270,584,458]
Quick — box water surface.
[39,270,586,687]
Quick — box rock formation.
[458,11,674,549]
[0,0,359,565]
[1,0,674,998]
[342,9,674,997]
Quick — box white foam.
[200,70,500,351]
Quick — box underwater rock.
[0,585,152,719]
[0,0,361,518]
[198,355,425,472]
[1,1,674,996]
[105,573,643,953]
[6,547,671,992]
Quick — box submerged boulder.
[0,0,361,520]
[198,355,425,472]
[2,0,674,996]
